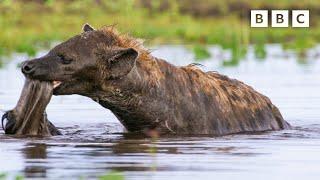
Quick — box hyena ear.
[105,48,138,78]
[82,23,95,32]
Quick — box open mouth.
[53,81,62,89]
[52,79,78,95]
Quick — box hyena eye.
[58,54,73,65]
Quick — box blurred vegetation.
[0,173,23,180]
[193,44,211,61]
[0,171,125,180]
[0,0,319,64]
[0,173,6,180]
[99,171,125,180]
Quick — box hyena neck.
[96,57,168,132]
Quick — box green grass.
[14,175,23,180]
[254,44,267,60]
[193,45,211,60]
[0,0,319,63]
[0,173,6,180]
[0,173,24,180]
[99,171,125,180]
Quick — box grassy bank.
[0,0,319,64]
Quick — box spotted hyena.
[21,24,291,135]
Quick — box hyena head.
[21,24,138,95]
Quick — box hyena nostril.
[22,62,35,75]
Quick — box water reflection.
[22,143,48,178]
[1,123,320,179]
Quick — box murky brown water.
[1,45,320,179]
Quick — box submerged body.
[19,24,290,135]
[2,79,60,136]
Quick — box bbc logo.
[251,10,309,28]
